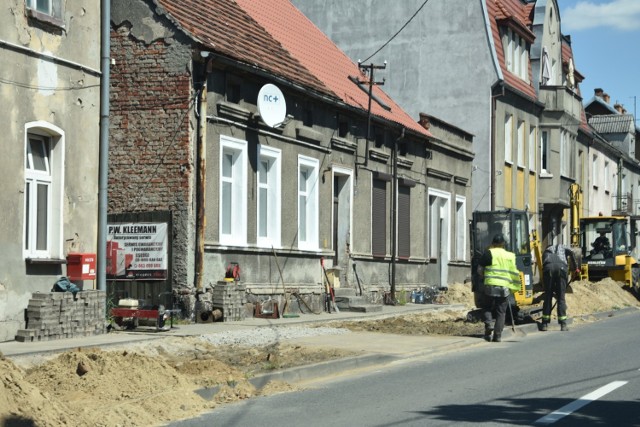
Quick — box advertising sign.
[107,223,168,280]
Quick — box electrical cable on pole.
[355,61,387,172]
[361,0,431,63]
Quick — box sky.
[559,0,640,120]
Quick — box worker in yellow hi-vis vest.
[477,233,521,342]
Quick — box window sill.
[27,8,65,29]
[295,126,323,144]
[26,258,67,265]
[369,148,390,163]
[540,172,553,179]
[330,136,357,153]
[397,156,413,169]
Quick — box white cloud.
[562,0,640,31]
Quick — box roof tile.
[235,0,429,136]
[487,0,537,101]
[155,0,429,137]
[155,0,333,97]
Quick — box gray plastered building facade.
[108,0,475,316]
[0,0,101,341]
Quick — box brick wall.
[109,25,195,290]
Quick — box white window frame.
[219,136,248,246]
[455,196,467,261]
[504,114,513,163]
[604,161,609,193]
[297,155,319,251]
[503,28,528,81]
[256,145,281,248]
[24,122,64,260]
[520,38,528,80]
[517,120,525,167]
[427,188,451,259]
[528,126,536,172]
[541,130,550,174]
[26,0,63,20]
[560,130,567,176]
[592,155,598,188]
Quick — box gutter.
[0,38,101,77]
[97,0,111,292]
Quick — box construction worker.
[541,241,580,331]
[591,231,610,255]
[478,233,521,342]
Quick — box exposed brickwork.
[109,25,195,291]
[109,25,194,215]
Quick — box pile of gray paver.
[15,290,107,342]
[212,281,247,322]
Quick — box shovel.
[506,297,525,337]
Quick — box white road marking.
[534,381,628,425]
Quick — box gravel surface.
[199,326,351,347]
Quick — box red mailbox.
[66,253,97,280]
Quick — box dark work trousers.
[481,294,508,335]
[542,264,568,324]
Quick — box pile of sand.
[2,279,638,426]
[441,279,640,319]
[23,348,213,427]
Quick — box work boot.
[560,323,569,332]
[492,333,501,342]
[540,322,548,332]
[484,327,493,342]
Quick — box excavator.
[570,183,640,293]
[469,208,541,323]
[468,184,640,324]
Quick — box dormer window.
[502,27,530,82]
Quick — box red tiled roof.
[154,0,333,98]
[235,0,429,137]
[154,0,429,137]
[487,0,537,101]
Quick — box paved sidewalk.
[0,302,471,358]
[3,301,598,389]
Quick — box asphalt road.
[168,310,640,427]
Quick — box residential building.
[584,89,640,218]
[108,0,474,315]
[529,1,583,245]
[0,0,102,341]
[292,0,542,245]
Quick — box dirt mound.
[2,279,638,426]
[0,356,72,427]
[568,278,639,316]
[24,348,212,427]
[439,282,475,308]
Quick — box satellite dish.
[257,84,286,127]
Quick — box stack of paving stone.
[212,281,247,322]
[15,290,107,342]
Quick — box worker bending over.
[478,233,521,342]
[541,242,580,331]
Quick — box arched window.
[24,122,64,259]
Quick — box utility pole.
[355,61,386,170]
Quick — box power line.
[361,0,431,63]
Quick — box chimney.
[603,93,610,104]
[614,103,625,114]
[418,113,431,130]
[594,88,604,98]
